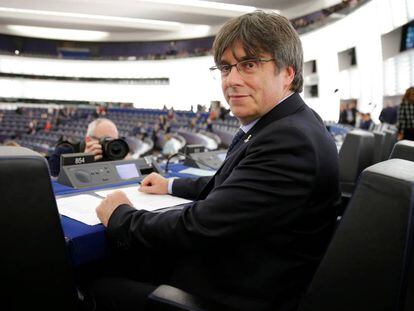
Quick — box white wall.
[301,0,413,121]
[0,0,413,121]
[0,55,226,110]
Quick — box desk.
[58,163,209,266]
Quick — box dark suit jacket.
[48,141,81,177]
[108,93,340,311]
[379,106,397,125]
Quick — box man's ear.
[285,66,295,85]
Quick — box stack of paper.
[56,186,192,226]
[95,186,192,211]
[57,194,102,226]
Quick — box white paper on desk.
[56,194,102,226]
[95,186,192,212]
[178,167,216,176]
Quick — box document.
[57,194,102,226]
[178,167,216,176]
[56,187,192,226]
[95,186,192,211]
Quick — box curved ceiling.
[0,0,343,42]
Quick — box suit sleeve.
[171,176,211,200]
[107,125,318,251]
[47,144,75,177]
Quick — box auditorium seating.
[299,158,414,311]
[390,140,414,161]
[379,129,398,161]
[372,131,386,164]
[0,147,79,310]
[0,105,237,155]
[338,129,374,195]
[148,158,414,311]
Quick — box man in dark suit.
[379,103,398,125]
[94,11,340,311]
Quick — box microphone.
[165,152,219,173]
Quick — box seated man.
[93,11,340,311]
[358,112,374,131]
[48,118,119,176]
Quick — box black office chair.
[337,129,374,215]
[379,129,398,161]
[372,131,385,164]
[299,158,414,311]
[339,129,375,194]
[390,139,414,161]
[149,158,414,311]
[0,147,79,310]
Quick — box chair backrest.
[299,158,414,311]
[379,129,398,161]
[390,140,414,162]
[0,147,78,310]
[372,131,385,164]
[338,129,374,193]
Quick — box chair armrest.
[148,285,225,311]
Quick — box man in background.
[93,11,340,311]
[48,118,119,176]
[379,101,398,125]
[161,133,179,157]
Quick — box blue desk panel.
[56,180,140,266]
[58,163,209,266]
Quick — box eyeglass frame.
[209,58,275,78]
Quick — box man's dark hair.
[213,10,304,93]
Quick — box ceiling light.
[7,25,109,41]
[0,7,183,31]
[140,0,256,13]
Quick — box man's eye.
[220,65,231,72]
[242,61,257,70]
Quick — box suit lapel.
[196,93,306,200]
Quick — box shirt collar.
[240,119,258,133]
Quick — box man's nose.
[224,65,244,86]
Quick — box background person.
[397,86,414,140]
[358,112,374,130]
[344,101,357,126]
[161,133,179,157]
[92,11,340,311]
[379,101,398,125]
[48,118,120,176]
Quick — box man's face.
[220,41,294,124]
[93,121,119,140]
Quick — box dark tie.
[227,129,245,156]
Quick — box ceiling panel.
[0,0,343,41]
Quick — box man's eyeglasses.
[209,58,275,79]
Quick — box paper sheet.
[56,186,192,226]
[178,167,216,176]
[57,194,102,226]
[95,186,192,212]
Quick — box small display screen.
[115,163,140,180]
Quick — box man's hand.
[84,136,103,161]
[96,190,133,227]
[139,172,168,194]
